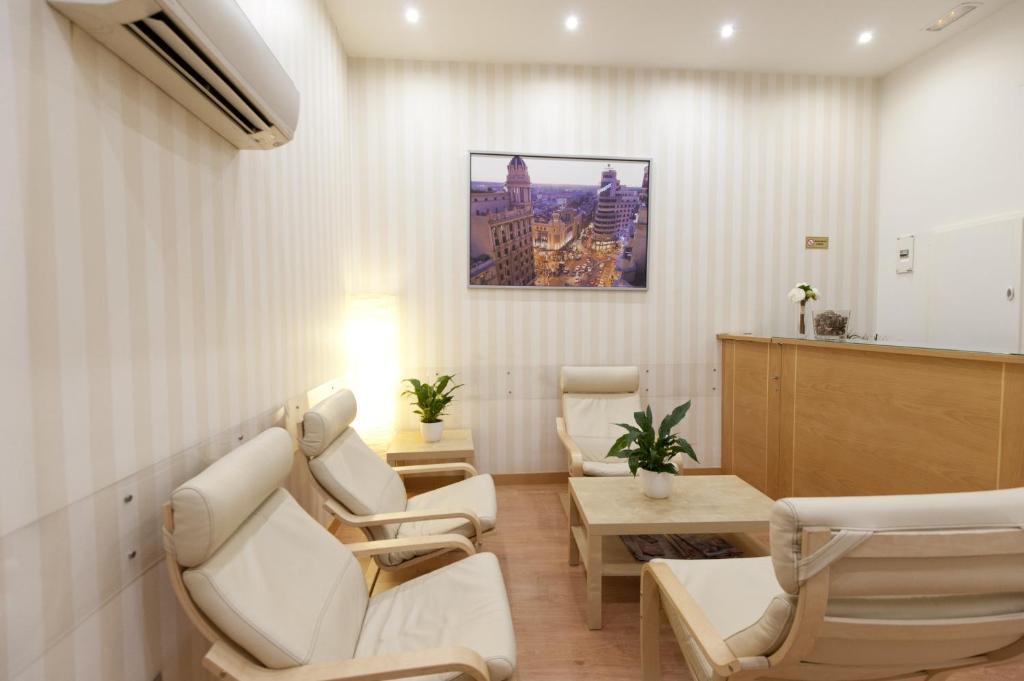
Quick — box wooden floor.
[340,482,1024,681]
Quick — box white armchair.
[557,366,641,477]
[163,427,517,681]
[299,389,498,569]
[641,487,1024,681]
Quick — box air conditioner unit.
[49,0,300,150]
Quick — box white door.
[925,216,1023,354]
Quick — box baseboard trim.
[492,472,569,485]
[684,467,725,476]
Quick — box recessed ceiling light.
[565,14,580,32]
[720,23,735,39]
[857,30,874,45]
[404,6,420,24]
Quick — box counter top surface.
[718,333,1024,364]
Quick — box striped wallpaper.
[346,59,879,475]
[0,0,349,679]
[3,5,881,678]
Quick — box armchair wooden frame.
[555,417,585,477]
[290,396,492,569]
[641,528,1024,681]
[321,462,494,572]
[162,503,494,681]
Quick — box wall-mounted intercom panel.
[896,235,914,274]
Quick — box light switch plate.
[897,235,914,273]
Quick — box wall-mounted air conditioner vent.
[48,0,300,150]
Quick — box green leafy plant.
[401,374,463,424]
[606,402,699,475]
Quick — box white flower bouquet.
[787,282,819,304]
[788,282,819,335]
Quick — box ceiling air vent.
[49,0,300,150]
[925,2,982,31]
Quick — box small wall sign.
[805,236,830,250]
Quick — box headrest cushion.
[170,427,293,568]
[770,486,1024,594]
[299,389,357,458]
[561,366,639,394]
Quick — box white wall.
[875,0,1024,342]
[346,59,879,473]
[0,1,350,679]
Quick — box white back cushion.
[299,389,357,458]
[170,427,293,568]
[184,488,368,669]
[562,393,642,461]
[561,366,639,393]
[770,487,1024,595]
[309,428,407,539]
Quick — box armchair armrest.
[642,562,743,678]
[393,462,478,479]
[324,499,484,544]
[346,533,476,560]
[203,640,492,681]
[556,417,584,477]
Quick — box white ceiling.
[326,0,1015,76]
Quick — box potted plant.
[401,374,462,443]
[606,402,699,499]
[787,282,819,335]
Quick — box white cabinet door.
[925,216,1023,353]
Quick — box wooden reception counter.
[718,334,1024,499]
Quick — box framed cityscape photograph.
[468,152,650,289]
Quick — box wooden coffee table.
[568,475,774,629]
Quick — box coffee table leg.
[568,495,580,566]
[586,533,603,629]
[641,567,662,680]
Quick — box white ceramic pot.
[420,420,444,443]
[639,468,674,499]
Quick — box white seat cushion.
[382,475,497,565]
[581,460,631,476]
[656,556,795,659]
[183,489,368,669]
[402,474,498,537]
[356,552,516,681]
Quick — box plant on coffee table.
[606,402,699,498]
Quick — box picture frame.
[468,152,651,290]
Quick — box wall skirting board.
[492,472,569,485]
